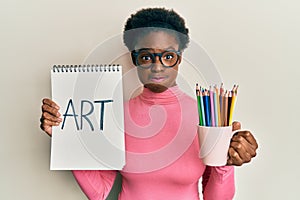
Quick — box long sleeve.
[202,166,235,200]
[202,166,212,192]
[72,170,117,200]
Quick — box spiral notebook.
[50,64,125,170]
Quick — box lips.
[150,76,167,83]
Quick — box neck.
[144,83,172,93]
[139,85,184,105]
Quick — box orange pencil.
[219,83,224,126]
[220,90,225,126]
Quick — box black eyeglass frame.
[131,48,182,69]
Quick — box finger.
[234,131,258,154]
[232,121,241,131]
[238,131,258,149]
[42,112,62,123]
[43,118,61,127]
[230,141,252,163]
[42,104,61,117]
[42,98,60,109]
[227,158,233,165]
[227,147,244,166]
[40,123,52,137]
[231,134,257,157]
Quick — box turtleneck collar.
[139,85,184,105]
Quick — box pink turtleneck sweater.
[73,86,235,200]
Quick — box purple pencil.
[209,86,216,127]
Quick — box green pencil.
[196,84,203,126]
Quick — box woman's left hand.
[227,121,258,166]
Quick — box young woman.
[40,8,258,200]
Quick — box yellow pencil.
[229,91,236,125]
[229,85,238,125]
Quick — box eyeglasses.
[131,48,181,69]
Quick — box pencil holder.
[197,126,244,166]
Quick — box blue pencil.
[213,87,218,127]
[203,89,211,126]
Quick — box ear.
[178,54,182,64]
[131,51,137,66]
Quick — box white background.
[1,0,299,199]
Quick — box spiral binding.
[52,64,120,73]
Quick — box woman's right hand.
[40,98,62,136]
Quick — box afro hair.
[123,8,190,51]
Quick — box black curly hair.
[123,8,189,51]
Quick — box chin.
[144,83,168,93]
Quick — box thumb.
[232,121,241,131]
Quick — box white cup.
[197,125,247,166]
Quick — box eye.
[137,51,153,65]
[141,55,152,61]
[164,54,174,60]
[163,52,176,60]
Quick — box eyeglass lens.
[136,50,179,68]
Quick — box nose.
[150,55,164,72]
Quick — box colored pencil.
[203,89,211,126]
[195,83,238,127]
[213,86,219,126]
[196,84,203,126]
[200,89,206,126]
[209,86,216,127]
[224,90,228,126]
[215,85,221,127]
[227,91,232,126]
[219,83,224,125]
[229,85,238,125]
[220,90,225,126]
